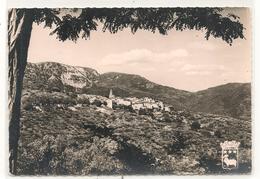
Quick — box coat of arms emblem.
[220,141,240,170]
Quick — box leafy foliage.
[28,8,245,45]
[32,8,61,28]
[191,121,201,130]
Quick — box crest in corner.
[220,140,240,170]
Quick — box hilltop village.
[76,89,171,113]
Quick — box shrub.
[214,129,222,138]
[163,113,172,122]
[92,99,102,107]
[198,152,221,173]
[51,86,61,92]
[77,97,90,105]
[103,101,107,106]
[23,102,33,111]
[167,131,186,154]
[138,108,147,115]
[191,121,201,130]
[125,105,134,113]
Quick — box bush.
[23,102,33,111]
[191,121,201,130]
[103,101,107,106]
[92,99,102,107]
[77,97,90,105]
[163,113,172,122]
[167,131,186,154]
[214,129,222,138]
[125,105,134,113]
[51,86,61,92]
[199,153,220,173]
[69,93,78,99]
[138,108,147,115]
[82,99,91,105]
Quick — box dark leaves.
[34,8,245,45]
[50,15,82,42]
[33,8,61,28]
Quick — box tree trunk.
[8,9,33,175]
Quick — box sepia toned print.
[8,8,251,175]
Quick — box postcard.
[7,1,252,176]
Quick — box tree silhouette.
[8,8,244,174]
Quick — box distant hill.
[187,83,251,120]
[23,62,251,119]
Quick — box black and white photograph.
[7,6,252,176]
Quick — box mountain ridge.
[26,61,250,93]
[24,61,251,119]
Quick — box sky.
[28,8,251,92]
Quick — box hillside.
[187,83,251,120]
[23,62,251,119]
[18,90,251,175]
